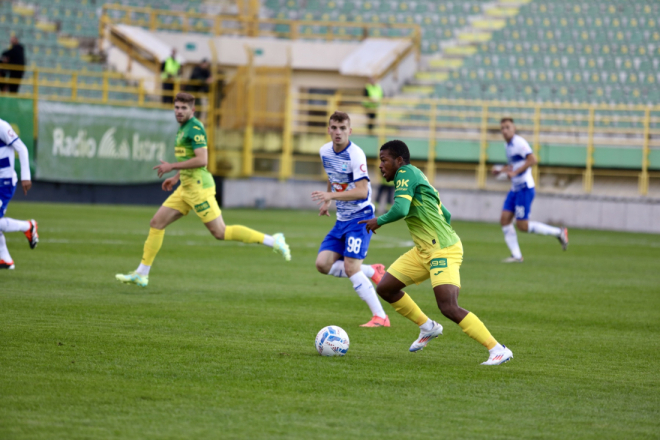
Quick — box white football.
[315,326,350,357]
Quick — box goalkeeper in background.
[116,93,290,287]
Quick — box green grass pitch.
[1,202,659,439]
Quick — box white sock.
[349,272,387,318]
[502,224,522,259]
[489,343,505,354]
[328,261,376,278]
[0,232,12,262]
[528,221,561,237]
[419,318,434,331]
[0,218,30,233]
[262,235,274,247]
[136,263,151,276]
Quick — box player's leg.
[377,249,445,348]
[515,189,569,250]
[187,187,290,260]
[501,190,523,262]
[0,232,13,269]
[431,242,512,365]
[343,256,388,326]
[205,214,291,261]
[116,203,183,287]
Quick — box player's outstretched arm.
[359,195,411,233]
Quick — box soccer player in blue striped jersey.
[497,118,568,262]
[311,111,389,327]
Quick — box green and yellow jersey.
[175,117,214,190]
[377,164,459,255]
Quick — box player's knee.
[149,217,163,229]
[211,225,225,240]
[315,260,330,274]
[516,221,528,232]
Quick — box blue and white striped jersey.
[320,141,374,221]
[506,134,535,191]
[0,118,30,185]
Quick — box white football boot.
[502,256,524,263]
[272,233,291,261]
[481,344,513,365]
[409,320,443,352]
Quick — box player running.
[116,93,290,287]
[311,111,389,328]
[0,117,38,270]
[360,140,512,365]
[496,118,568,262]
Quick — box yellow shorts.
[162,185,221,223]
[387,241,463,288]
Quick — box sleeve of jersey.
[1,121,19,147]
[518,138,533,157]
[190,125,208,149]
[377,195,411,226]
[13,138,31,181]
[350,147,370,182]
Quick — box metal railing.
[2,64,659,195]
[98,4,422,56]
[0,63,220,172]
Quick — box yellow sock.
[458,312,498,350]
[141,228,165,266]
[391,292,429,326]
[224,225,265,244]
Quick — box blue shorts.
[503,187,535,220]
[0,178,16,219]
[319,216,373,260]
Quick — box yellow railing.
[99,4,422,58]
[219,90,660,195]
[3,64,659,195]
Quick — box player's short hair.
[500,117,514,124]
[329,111,351,125]
[380,140,410,164]
[174,92,195,106]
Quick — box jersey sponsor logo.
[194,134,206,143]
[332,182,349,192]
[194,201,210,212]
[396,179,409,188]
[341,162,349,172]
[175,147,187,157]
[359,164,366,172]
[430,258,447,269]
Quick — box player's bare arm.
[21,180,32,195]
[154,148,207,178]
[311,179,369,204]
[506,153,537,178]
[162,172,180,191]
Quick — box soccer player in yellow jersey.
[360,140,513,365]
[116,93,290,287]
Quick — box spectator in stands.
[188,58,212,94]
[188,59,212,118]
[363,77,383,134]
[160,48,180,104]
[1,36,25,93]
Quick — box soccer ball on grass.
[315,325,350,356]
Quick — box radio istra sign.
[37,101,178,183]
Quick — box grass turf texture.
[1,202,659,439]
